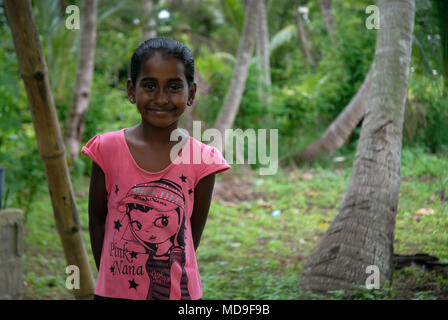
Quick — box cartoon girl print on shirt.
[113,179,191,300]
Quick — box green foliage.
[195,53,233,125]
[1,0,447,300]
[327,283,393,300]
[404,74,448,153]
[0,22,47,212]
[2,0,446,202]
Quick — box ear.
[127,79,136,104]
[187,83,197,106]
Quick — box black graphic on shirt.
[129,279,139,290]
[111,178,191,300]
[114,220,122,231]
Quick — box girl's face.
[129,207,180,245]
[127,52,196,129]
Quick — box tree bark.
[319,0,336,42]
[5,0,95,300]
[295,5,317,67]
[141,0,157,40]
[214,0,259,140]
[64,0,97,164]
[298,0,415,295]
[295,64,373,162]
[256,0,272,105]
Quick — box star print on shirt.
[129,279,139,290]
[114,220,122,231]
[180,174,187,182]
[188,189,193,195]
[130,251,138,259]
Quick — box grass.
[17,147,448,300]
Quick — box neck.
[137,121,179,147]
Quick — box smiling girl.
[82,38,230,300]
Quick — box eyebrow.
[140,77,184,83]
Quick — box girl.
[82,37,230,300]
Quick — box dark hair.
[130,37,195,87]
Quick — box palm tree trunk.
[298,0,415,295]
[5,0,95,299]
[256,0,272,105]
[142,0,157,40]
[295,5,317,67]
[214,0,259,140]
[295,64,373,162]
[319,0,336,42]
[64,0,97,164]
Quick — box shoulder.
[187,136,230,185]
[82,129,125,161]
[93,129,125,152]
[99,129,125,143]
[189,136,222,156]
[188,135,227,166]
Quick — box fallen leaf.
[415,208,434,215]
[301,173,314,180]
[257,198,273,209]
[305,190,315,197]
[220,201,237,207]
[288,171,297,180]
[334,169,342,176]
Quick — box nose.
[154,87,168,105]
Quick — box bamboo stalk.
[5,0,95,300]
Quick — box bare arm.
[88,161,108,271]
[190,173,216,251]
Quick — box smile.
[146,108,176,112]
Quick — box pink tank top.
[81,128,230,300]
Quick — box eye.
[168,84,183,92]
[143,83,156,90]
[153,216,169,227]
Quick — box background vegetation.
[0,0,446,299]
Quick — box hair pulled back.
[130,37,195,87]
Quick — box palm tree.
[298,0,415,295]
[256,0,272,105]
[64,0,97,164]
[318,0,336,42]
[295,3,317,67]
[142,0,157,40]
[214,0,259,141]
[295,64,373,162]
